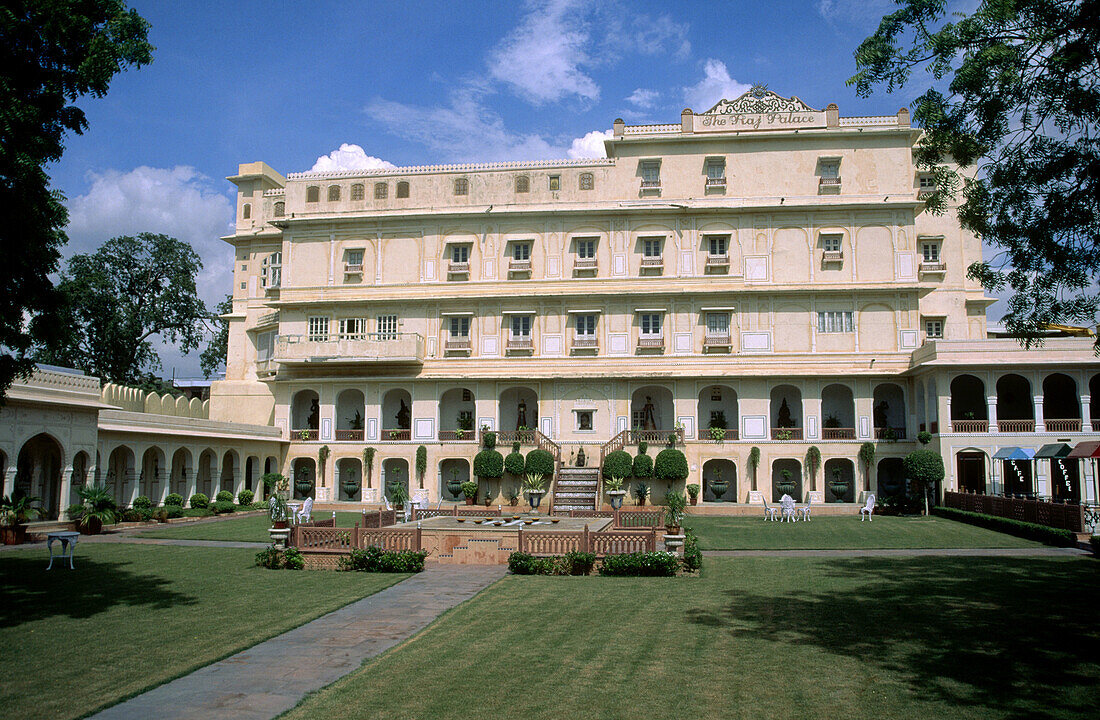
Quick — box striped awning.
[1034,443,1074,459]
[992,447,1035,460]
[1067,441,1100,459]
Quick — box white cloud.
[567,130,612,159]
[683,59,751,112]
[626,88,659,109]
[488,0,599,105]
[310,143,395,173]
[603,14,691,61]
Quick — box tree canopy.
[199,294,232,379]
[850,0,1100,349]
[0,0,153,400]
[36,233,209,383]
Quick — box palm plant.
[0,494,44,526]
[72,484,118,534]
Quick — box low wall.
[944,491,1085,533]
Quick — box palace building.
[206,87,1099,511]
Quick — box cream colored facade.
[216,88,1100,508]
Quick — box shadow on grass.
[685,558,1099,720]
[0,555,197,627]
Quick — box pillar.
[59,465,73,520]
[987,396,998,432]
[1081,395,1092,432]
[944,396,953,433]
[1033,395,1045,432]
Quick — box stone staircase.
[552,467,600,511]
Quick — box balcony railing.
[275,333,424,365]
[639,255,664,268]
[447,261,470,276]
[952,420,989,433]
[573,257,597,271]
[640,179,661,190]
[822,427,856,440]
[572,334,598,350]
[918,189,937,200]
[822,250,843,263]
[873,426,907,440]
[438,430,476,442]
[920,261,947,273]
[508,258,531,274]
[703,333,732,349]
[818,176,842,189]
[705,177,726,188]
[705,254,730,268]
[506,337,533,353]
[771,427,804,440]
[382,429,411,441]
[997,419,1035,433]
[344,263,363,274]
[637,335,665,351]
[335,429,364,441]
[292,428,318,441]
[703,428,739,441]
[444,337,471,354]
[1045,418,1082,433]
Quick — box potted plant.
[483,484,496,507]
[829,467,849,502]
[446,467,464,499]
[523,473,548,511]
[0,494,44,544]
[633,482,650,507]
[70,484,118,535]
[709,467,729,500]
[341,467,361,499]
[506,486,520,507]
[269,492,289,529]
[387,479,410,510]
[460,480,478,505]
[605,476,627,509]
[362,447,375,488]
[776,469,796,496]
[664,490,687,535]
[686,483,700,506]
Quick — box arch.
[631,385,674,433]
[16,433,64,519]
[336,389,366,440]
[821,384,855,438]
[382,388,412,438]
[327,184,341,202]
[876,457,906,500]
[698,385,737,440]
[244,455,258,493]
[336,457,363,501]
[439,387,475,438]
[858,303,896,352]
[771,227,810,283]
[382,457,410,501]
[196,448,217,499]
[771,458,803,502]
[139,446,166,502]
[440,458,470,501]
[499,386,538,432]
[773,303,811,352]
[996,374,1033,431]
[770,385,803,438]
[171,448,192,498]
[220,449,239,495]
[1043,373,1080,425]
[306,185,319,203]
[70,450,89,491]
[950,375,987,421]
[396,181,409,198]
[292,390,320,435]
[1091,373,1099,424]
[106,445,136,507]
[824,458,856,503]
[956,450,987,494]
[702,458,736,502]
[873,383,906,439]
[855,225,894,281]
[291,457,316,500]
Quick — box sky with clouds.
[50,0,934,379]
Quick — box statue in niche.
[576,448,586,467]
[641,396,657,431]
[307,398,320,429]
[777,398,794,428]
[516,400,527,430]
[396,398,411,430]
[874,400,889,429]
[350,410,364,431]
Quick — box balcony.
[953,420,989,433]
[640,179,661,191]
[344,263,363,275]
[705,177,726,189]
[438,430,476,442]
[997,420,1035,433]
[703,333,732,350]
[705,254,730,269]
[771,427,804,440]
[818,176,842,193]
[640,255,664,269]
[508,258,531,275]
[444,337,472,355]
[506,336,533,354]
[637,335,665,352]
[918,188,937,200]
[919,261,947,275]
[822,250,843,263]
[335,429,364,441]
[1045,418,1082,433]
[274,333,425,366]
[572,334,598,352]
[447,260,470,277]
[382,429,411,442]
[292,428,318,442]
[573,257,597,273]
[822,427,857,440]
[874,426,908,440]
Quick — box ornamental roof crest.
[702,84,819,115]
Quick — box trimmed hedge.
[338,546,428,573]
[654,448,689,482]
[255,546,304,570]
[164,493,184,506]
[599,551,680,577]
[189,493,209,509]
[473,449,504,480]
[507,551,596,576]
[237,489,254,505]
[525,449,555,477]
[602,450,632,479]
[931,506,1077,547]
[216,490,234,503]
[504,451,526,477]
[632,452,653,479]
[211,500,236,514]
[132,495,152,509]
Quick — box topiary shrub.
[237,489,254,505]
[164,504,183,519]
[507,551,555,575]
[212,500,236,514]
[602,450,632,479]
[931,507,1077,547]
[654,448,689,482]
[525,449,555,477]
[917,430,933,445]
[132,495,152,509]
[473,449,504,480]
[504,449,526,477]
[189,493,209,509]
[632,452,653,479]
[482,431,497,450]
[904,448,946,513]
[416,445,427,487]
[682,528,702,571]
[338,546,428,572]
[216,490,234,503]
[599,551,680,577]
[559,551,596,576]
[164,493,184,507]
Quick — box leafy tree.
[200,294,232,379]
[602,450,632,479]
[850,0,1100,349]
[654,448,689,482]
[904,448,946,514]
[504,448,525,477]
[524,449,555,477]
[0,0,153,401]
[36,234,208,383]
[632,451,653,479]
[473,449,504,481]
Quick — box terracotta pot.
[273,520,288,530]
[465,497,475,505]
[689,497,698,506]
[80,517,103,535]
[665,525,681,535]
[1,525,27,545]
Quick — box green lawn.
[284,556,1099,720]
[0,543,406,720]
[686,514,1042,550]
[137,511,367,542]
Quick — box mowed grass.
[685,514,1041,550]
[0,543,406,720]
[137,511,366,542]
[285,556,1099,720]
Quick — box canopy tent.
[1034,443,1074,459]
[1067,441,1100,459]
[992,447,1035,460]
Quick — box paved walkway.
[88,564,505,720]
[703,546,1090,558]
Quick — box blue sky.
[51,0,919,378]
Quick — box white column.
[1081,395,1092,432]
[1033,395,1045,432]
[59,465,73,519]
[986,396,998,432]
[945,396,953,433]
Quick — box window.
[377,314,398,340]
[241,264,248,272]
[820,160,840,179]
[575,314,596,336]
[579,173,594,190]
[327,185,341,201]
[919,175,937,189]
[822,234,843,253]
[256,331,275,362]
[576,410,593,431]
[338,317,367,340]
[707,235,728,256]
[396,181,409,198]
[510,315,531,338]
[706,159,726,186]
[451,244,469,263]
[449,316,470,337]
[817,311,854,333]
[462,389,472,402]
[261,252,282,288]
[640,313,663,336]
[640,161,660,188]
[642,238,663,257]
[374,182,388,199]
[306,186,319,203]
[922,242,941,262]
[308,316,330,342]
[346,249,364,266]
[515,176,529,193]
[351,183,365,201]
[576,238,596,259]
[273,201,285,217]
[548,175,561,191]
[706,312,730,335]
[925,318,944,339]
[512,242,530,261]
[454,178,468,196]
[242,203,251,219]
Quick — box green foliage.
[917,430,933,445]
[1090,535,1100,557]
[524,448,555,477]
[189,493,209,509]
[602,450,632,479]
[806,446,821,480]
[604,476,625,492]
[749,446,760,473]
[237,489,254,505]
[255,546,305,570]
[686,483,700,500]
[599,551,680,577]
[632,452,653,479]
[850,0,1100,348]
[637,440,648,454]
[507,552,556,575]
[338,546,427,573]
[523,473,548,492]
[664,491,687,527]
[200,294,231,378]
[904,450,946,487]
[632,483,650,503]
[506,551,596,576]
[0,0,153,400]
[682,528,702,571]
[72,484,118,528]
[386,481,409,505]
[164,493,184,506]
[654,448,689,482]
[504,450,526,476]
[931,507,1076,547]
[460,480,478,499]
[211,500,235,514]
[131,495,152,509]
[482,431,497,449]
[473,449,504,480]
[283,547,305,570]
[182,507,214,518]
[215,490,234,503]
[858,442,876,474]
[415,445,427,485]
[362,448,375,485]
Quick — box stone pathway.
[703,546,1090,558]
[88,564,506,720]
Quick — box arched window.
[327,185,341,201]
[350,183,364,201]
[374,182,388,199]
[396,181,409,198]
[242,203,251,219]
[306,186,319,203]
[454,178,468,196]
[273,201,285,217]
[515,176,529,193]
[579,173,594,190]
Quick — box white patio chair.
[761,498,779,521]
[859,494,876,521]
[383,496,393,512]
[295,496,313,524]
[796,496,812,521]
[780,494,797,522]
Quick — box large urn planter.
[79,517,104,535]
[776,481,796,497]
[829,481,850,502]
[447,478,463,500]
[342,480,361,500]
[709,481,729,500]
[526,489,547,512]
[295,479,314,497]
[606,489,627,510]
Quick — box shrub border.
[931,506,1077,548]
